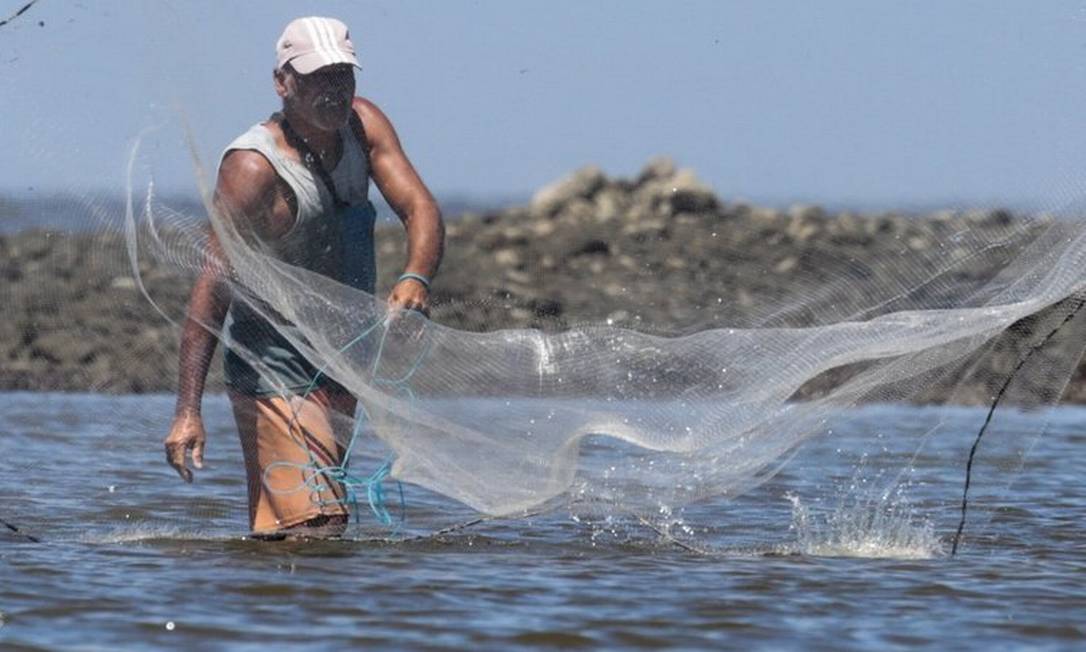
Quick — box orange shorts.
[229,387,356,535]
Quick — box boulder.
[530,166,607,217]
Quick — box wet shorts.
[229,386,355,535]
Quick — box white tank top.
[221,120,371,234]
[219,119,378,396]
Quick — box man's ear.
[273,67,289,99]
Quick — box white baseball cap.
[276,17,360,74]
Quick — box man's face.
[278,63,356,131]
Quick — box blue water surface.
[1,393,1083,650]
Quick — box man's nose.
[324,71,353,90]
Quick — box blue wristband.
[397,272,431,290]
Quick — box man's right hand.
[164,412,207,483]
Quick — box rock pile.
[425,158,1030,336]
[2,158,1084,403]
[0,230,194,393]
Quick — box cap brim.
[287,51,361,75]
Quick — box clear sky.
[3,0,1086,211]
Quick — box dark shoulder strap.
[348,109,371,168]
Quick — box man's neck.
[282,108,339,160]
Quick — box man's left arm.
[354,98,445,315]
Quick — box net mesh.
[2,4,1085,555]
[101,135,1086,544]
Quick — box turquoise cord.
[263,310,431,531]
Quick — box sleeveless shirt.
[220,120,377,396]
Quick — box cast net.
[2,3,1085,555]
[153,166,1086,520]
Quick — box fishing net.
[3,3,1085,555]
[145,174,1086,525]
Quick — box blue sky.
[3,0,1086,210]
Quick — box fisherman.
[162,16,444,538]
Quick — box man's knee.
[287,513,349,539]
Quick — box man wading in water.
[163,17,444,538]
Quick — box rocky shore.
[3,158,1085,403]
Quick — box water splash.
[786,494,944,559]
[79,524,223,545]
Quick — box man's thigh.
[229,387,353,534]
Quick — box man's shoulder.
[220,148,278,187]
[352,97,392,127]
[219,121,282,186]
[217,149,280,221]
[351,96,378,115]
[351,97,398,148]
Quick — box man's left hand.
[388,278,430,317]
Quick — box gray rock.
[493,248,523,268]
[531,166,607,217]
[635,157,677,186]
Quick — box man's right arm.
[165,150,279,482]
[173,235,232,419]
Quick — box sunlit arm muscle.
[355,98,445,279]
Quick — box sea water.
[1,393,1083,650]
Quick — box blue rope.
[261,456,404,528]
[267,310,431,532]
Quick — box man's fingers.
[165,442,183,470]
[192,439,204,469]
[165,441,193,483]
[387,286,430,318]
[392,300,429,316]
